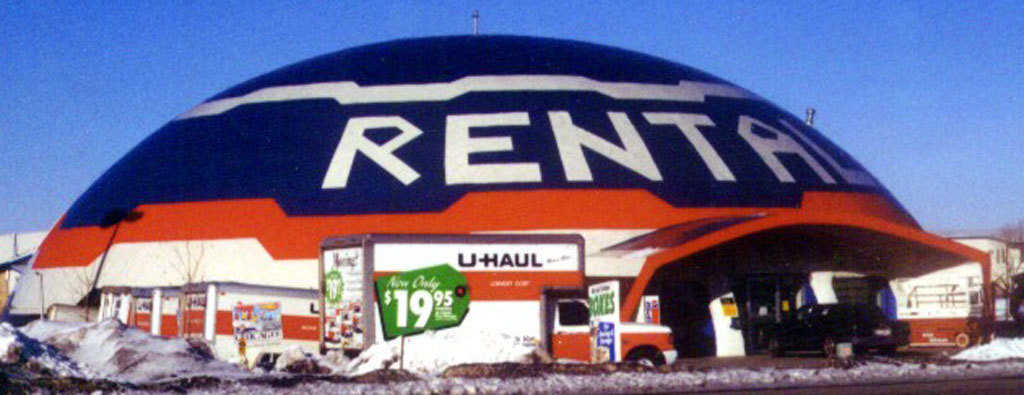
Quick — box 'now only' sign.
[375,264,470,339]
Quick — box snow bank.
[0,322,89,377]
[273,346,348,374]
[20,319,249,383]
[345,329,537,376]
[0,324,18,363]
[953,337,1024,361]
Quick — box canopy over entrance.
[618,213,992,324]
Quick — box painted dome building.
[15,36,988,359]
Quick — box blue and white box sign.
[588,280,622,363]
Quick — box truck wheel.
[625,347,666,367]
[954,332,971,348]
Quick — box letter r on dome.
[322,116,423,189]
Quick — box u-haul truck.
[319,234,676,364]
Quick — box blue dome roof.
[210,35,729,100]
[61,35,908,228]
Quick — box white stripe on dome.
[176,75,757,120]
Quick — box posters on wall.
[589,280,622,363]
[135,297,152,314]
[232,302,283,346]
[322,247,366,350]
[186,293,207,310]
[133,296,152,331]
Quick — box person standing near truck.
[237,336,249,369]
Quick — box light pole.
[37,271,44,320]
[472,10,479,35]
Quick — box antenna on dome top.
[805,107,816,126]
[472,10,480,35]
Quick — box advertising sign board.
[375,264,470,340]
[589,280,621,363]
[232,302,283,346]
[322,246,367,350]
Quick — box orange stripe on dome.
[33,190,914,269]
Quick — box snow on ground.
[7,318,1024,392]
[272,345,349,374]
[0,322,90,378]
[19,319,250,383]
[198,360,1024,394]
[953,337,1024,361]
[345,328,537,376]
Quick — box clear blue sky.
[2,1,1022,235]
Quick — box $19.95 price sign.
[375,264,470,339]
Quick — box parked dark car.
[768,303,909,357]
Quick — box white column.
[204,283,217,342]
[117,294,131,324]
[99,293,111,322]
[151,288,163,336]
[97,293,106,321]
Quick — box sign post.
[376,264,470,368]
[589,280,622,363]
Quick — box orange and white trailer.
[891,263,984,348]
[207,283,320,365]
[105,283,320,365]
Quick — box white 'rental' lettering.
[445,112,542,185]
[777,119,878,187]
[322,116,423,188]
[737,115,835,184]
[643,112,736,182]
[548,111,663,182]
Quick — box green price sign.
[375,264,470,339]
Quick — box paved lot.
[675,347,959,370]
[675,348,1024,394]
[708,377,1024,394]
